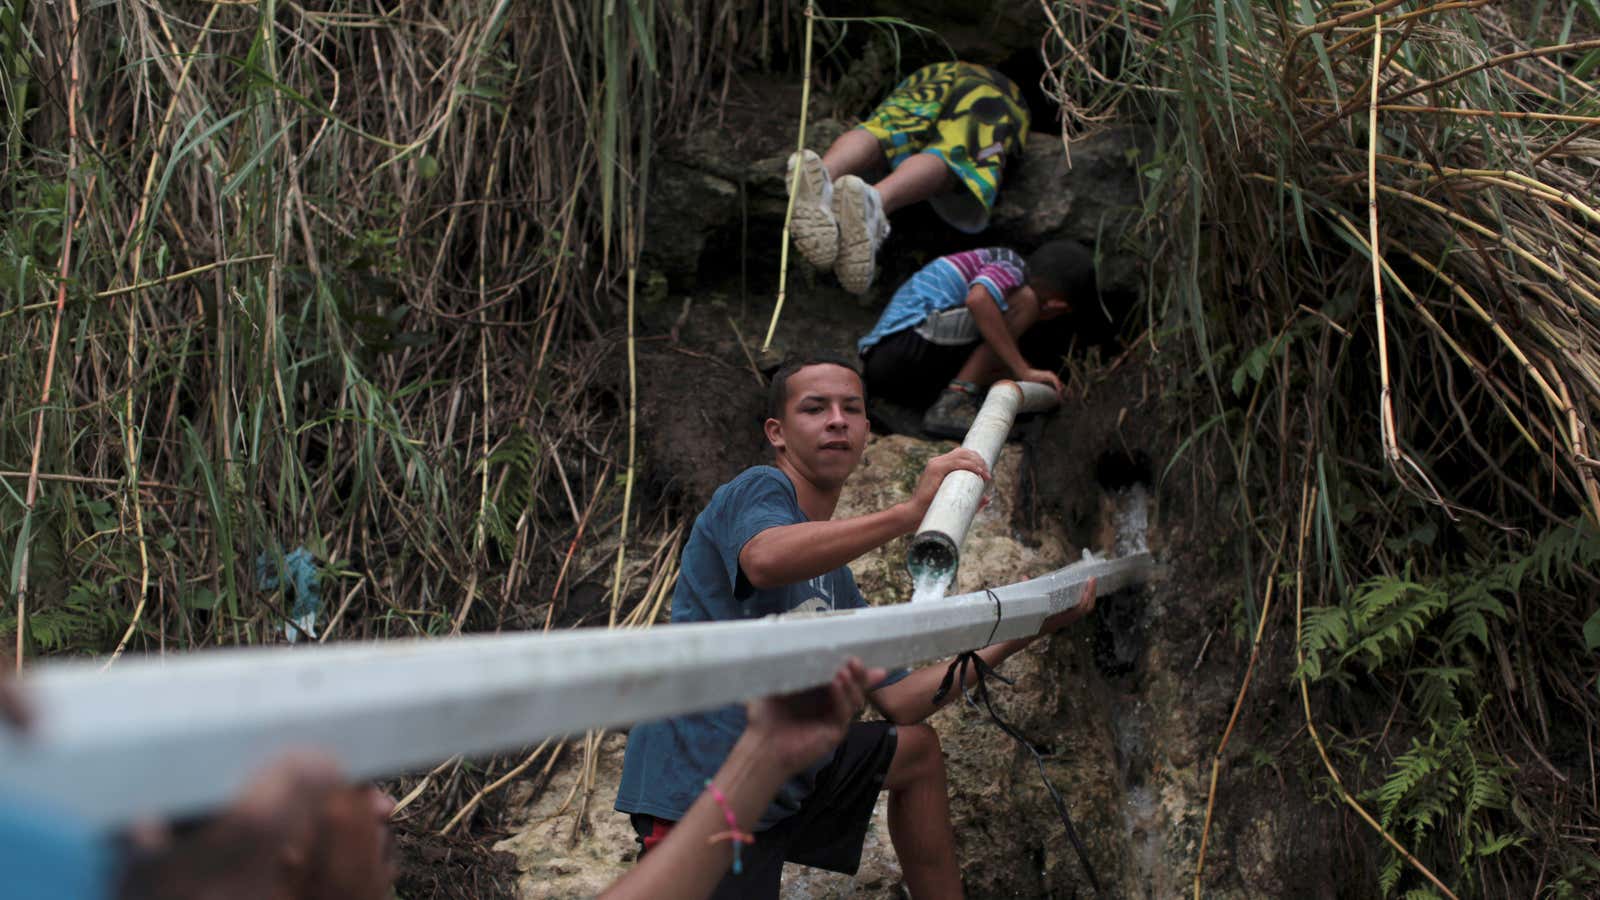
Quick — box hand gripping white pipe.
[0,552,1150,829]
[907,380,1060,588]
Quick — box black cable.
[931,590,1103,894]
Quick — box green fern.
[1498,519,1600,594]
[1295,604,1350,682]
[1351,570,1448,666]
[3,582,126,655]
[480,430,541,551]
[1298,521,1600,894]
[1364,708,1516,896]
[1374,734,1448,834]
[1409,666,1470,722]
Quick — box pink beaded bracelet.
[703,779,755,875]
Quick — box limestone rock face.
[832,433,1074,605]
[494,735,639,899]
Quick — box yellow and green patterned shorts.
[859,62,1031,233]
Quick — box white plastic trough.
[0,552,1151,829]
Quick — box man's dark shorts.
[862,329,978,410]
[631,721,898,900]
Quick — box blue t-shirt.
[0,798,115,899]
[615,466,903,829]
[858,248,1027,354]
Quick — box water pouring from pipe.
[907,380,1061,599]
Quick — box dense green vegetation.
[0,0,746,840]
[1043,0,1600,894]
[3,0,1597,893]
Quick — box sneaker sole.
[788,154,837,269]
[833,175,876,294]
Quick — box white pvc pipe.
[0,552,1150,829]
[908,380,1061,584]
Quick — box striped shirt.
[858,248,1027,353]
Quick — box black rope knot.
[931,590,1104,893]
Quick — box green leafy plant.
[1045,0,1600,891]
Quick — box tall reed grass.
[1043,0,1600,893]
[0,0,783,669]
[1,0,798,838]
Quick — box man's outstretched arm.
[739,449,989,590]
[869,578,1097,726]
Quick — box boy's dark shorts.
[863,329,979,410]
[631,721,898,900]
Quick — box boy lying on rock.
[859,240,1093,439]
[615,354,1096,900]
[788,62,1031,294]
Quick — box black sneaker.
[921,386,982,439]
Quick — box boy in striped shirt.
[858,241,1094,438]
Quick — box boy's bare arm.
[869,635,1033,725]
[965,285,1062,397]
[965,283,1035,378]
[739,449,990,590]
[600,660,881,900]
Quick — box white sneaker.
[832,174,890,294]
[786,150,838,269]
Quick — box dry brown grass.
[0,0,792,831]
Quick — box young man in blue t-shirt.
[616,355,1096,899]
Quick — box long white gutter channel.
[0,552,1152,829]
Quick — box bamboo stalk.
[607,262,638,629]
[17,0,84,672]
[761,0,817,353]
[0,255,275,321]
[0,472,194,493]
[450,327,493,636]
[1293,483,1461,900]
[120,0,225,268]
[1193,521,1291,898]
[1367,14,1402,471]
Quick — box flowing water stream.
[908,568,953,604]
